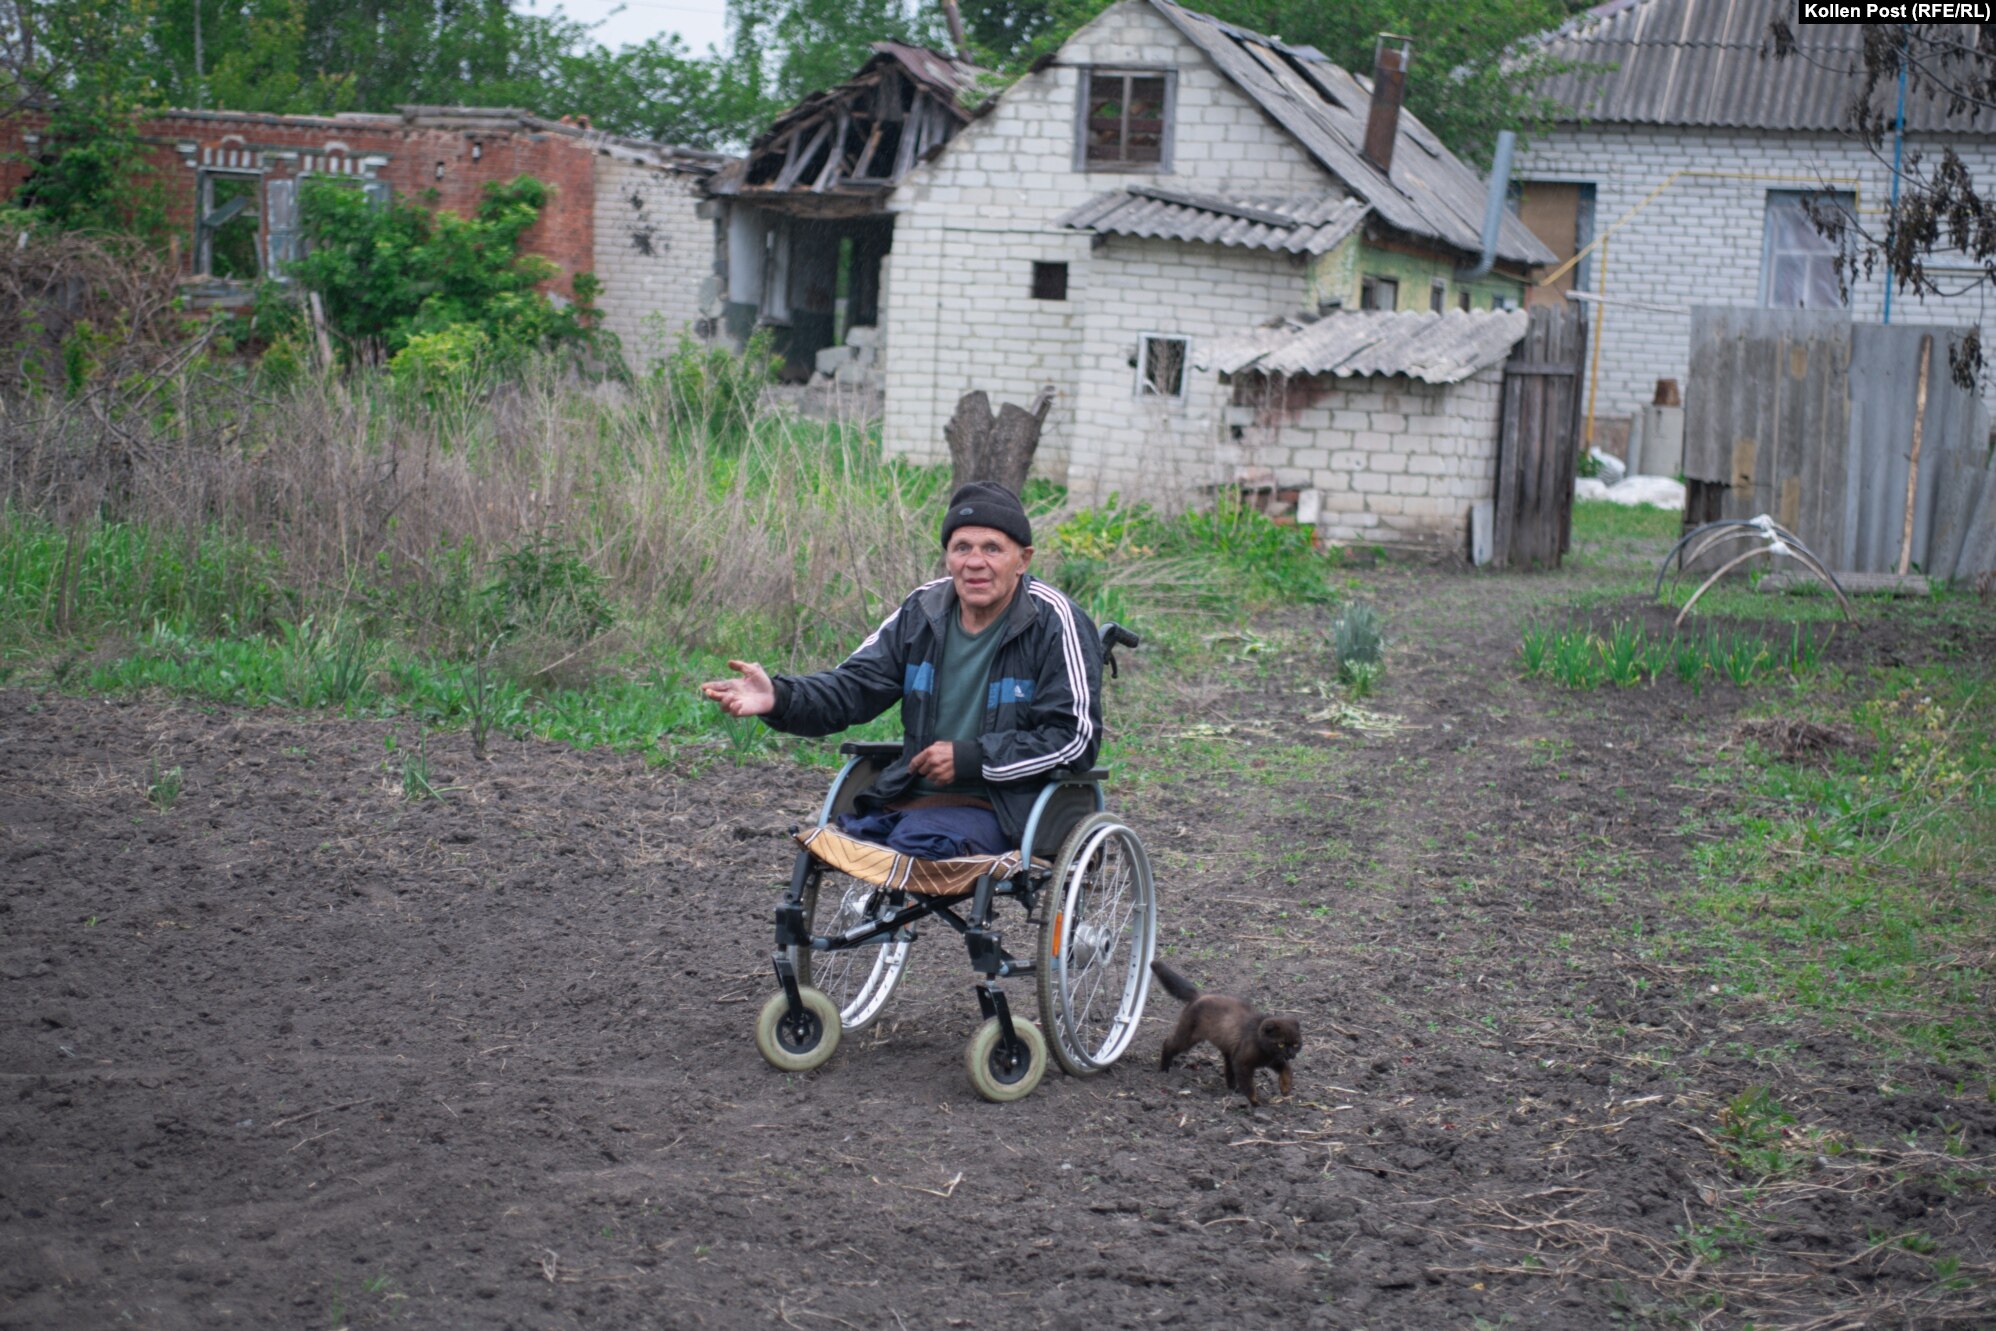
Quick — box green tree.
[288,174,602,366]
[3,0,169,240]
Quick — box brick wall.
[590,158,714,362]
[1068,237,1306,501]
[1515,123,1996,426]
[881,0,1342,474]
[2,108,607,298]
[1240,368,1508,550]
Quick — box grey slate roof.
[1195,309,1530,383]
[1058,186,1369,255]
[1528,0,1996,133]
[1145,0,1554,268]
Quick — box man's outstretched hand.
[701,660,776,717]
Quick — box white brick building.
[1515,0,1996,437]
[713,0,1555,545]
[589,151,721,362]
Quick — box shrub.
[1332,603,1384,685]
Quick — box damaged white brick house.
[709,0,1554,549]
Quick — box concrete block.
[845,324,880,350]
[815,345,857,376]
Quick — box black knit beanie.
[940,481,1033,549]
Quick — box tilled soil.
[2,563,1992,1330]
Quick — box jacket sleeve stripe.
[984,583,1095,780]
[848,577,949,660]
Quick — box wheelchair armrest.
[838,741,904,760]
[1046,767,1108,783]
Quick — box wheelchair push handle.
[1098,622,1140,678]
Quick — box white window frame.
[1760,190,1854,309]
[1136,332,1190,402]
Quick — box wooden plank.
[1683,308,1726,483]
[1555,306,1586,557]
[1494,350,1525,566]
[774,120,831,191]
[851,123,885,178]
[892,99,924,178]
[811,106,852,192]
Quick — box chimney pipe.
[1456,130,1517,281]
[940,0,966,58]
[1362,35,1413,177]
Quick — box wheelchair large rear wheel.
[1036,812,1157,1077]
[792,854,910,1033]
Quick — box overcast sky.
[524,0,735,56]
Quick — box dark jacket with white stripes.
[764,573,1103,846]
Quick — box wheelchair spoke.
[792,862,910,1033]
[1040,815,1155,1074]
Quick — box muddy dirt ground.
[3,548,1993,1330]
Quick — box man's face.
[945,525,1032,619]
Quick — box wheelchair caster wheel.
[755,986,841,1072]
[964,1016,1047,1103]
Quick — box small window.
[1359,275,1399,311]
[1032,261,1068,301]
[1761,190,1852,309]
[1137,334,1188,400]
[1458,290,1472,313]
[1080,69,1172,170]
[1429,278,1447,313]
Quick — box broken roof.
[1196,309,1530,383]
[1144,0,1553,268]
[706,42,985,207]
[1526,0,1996,133]
[1059,186,1368,255]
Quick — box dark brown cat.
[1152,960,1302,1106]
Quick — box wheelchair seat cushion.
[796,824,1035,898]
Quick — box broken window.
[1081,70,1171,169]
[1430,278,1447,313]
[1138,334,1188,400]
[197,172,262,279]
[1761,190,1851,309]
[1032,261,1068,301]
[1360,275,1398,311]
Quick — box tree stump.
[945,386,1054,496]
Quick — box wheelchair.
[753,624,1157,1102]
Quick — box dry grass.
[2,358,940,662]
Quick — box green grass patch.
[1685,668,1996,1067]
[1519,619,1833,690]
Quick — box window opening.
[1083,70,1168,168]
[1459,290,1472,312]
[1138,333,1188,400]
[1761,190,1852,309]
[198,172,262,279]
[1429,278,1447,313]
[1360,275,1398,311]
[1032,261,1068,301]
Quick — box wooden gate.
[1491,305,1588,568]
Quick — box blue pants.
[837,805,1009,859]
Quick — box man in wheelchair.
[702,480,1100,855]
[702,481,1155,1102]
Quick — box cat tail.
[1149,960,1201,1004]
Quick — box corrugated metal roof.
[1196,309,1530,383]
[1146,0,1554,268]
[1528,0,1996,132]
[1058,186,1369,254]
